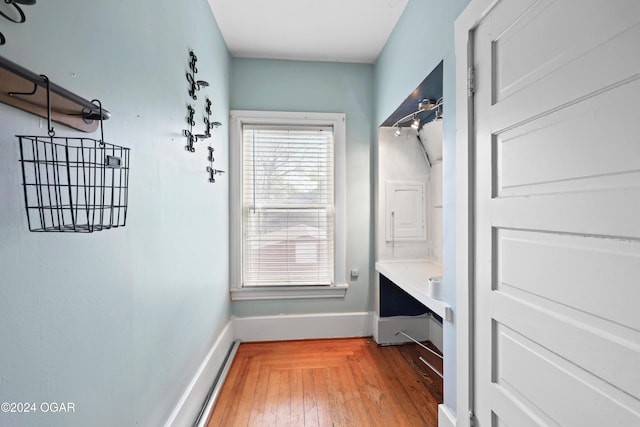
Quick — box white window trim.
[229,110,347,300]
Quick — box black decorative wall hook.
[203,97,222,138]
[188,50,197,73]
[204,98,212,137]
[187,104,195,127]
[186,50,209,100]
[206,146,225,183]
[181,49,225,182]
[184,103,210,152]
[0,0,37,46]
[183,104,196,152]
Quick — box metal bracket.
[0,55,110,132]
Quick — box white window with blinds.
[230,111,347,300]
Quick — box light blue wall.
[230,58,375,317]
[374,0,470,414]
[0,1,231,426]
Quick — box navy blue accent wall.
[380,274,430,317]
[380,61,443,128]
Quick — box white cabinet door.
[473,0,640,425]
[385,181,426,241]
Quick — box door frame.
[454,1,500,426]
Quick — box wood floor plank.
[325,366,352,426]
[339,364,360,426]
[247,363,271,426]
[335,364,370,427]
[301,368,319,427]
[262,369,281,426]
[207,337,442,427]
[230,358,262,426]
[345,348,387,427]
[311,368,332,427]
[290,368,305,426]
[276,369,292,426]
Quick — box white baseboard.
[164,321,235,427]
[233,312,374,342]
[374,313,443,351]
[438,404,456,427]
[375,314,431,345]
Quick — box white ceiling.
[208,0,409,64]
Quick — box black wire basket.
[17,135,130,232]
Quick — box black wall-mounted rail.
[0,55,110,132]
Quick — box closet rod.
[395,330,443,360]
[419,356,443,379]
[0,55,110,120]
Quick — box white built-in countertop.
[375,259,452,321]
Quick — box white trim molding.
[438,404,457,427]
[229,110,347,300]
[454,1,501,427]
[230,283,348,300]
[233,312,374,342]
[164,322,235,427]
[373,313,443,351]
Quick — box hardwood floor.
[206,337,443,427]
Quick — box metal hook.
[40,74,55,137]
[8,80,37,97]
[91,99,105,146]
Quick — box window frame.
[229,110,347,300]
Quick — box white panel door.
[473,1,640,425]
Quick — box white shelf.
[375,259,452,321]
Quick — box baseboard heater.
[193,340,241,427]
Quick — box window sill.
[230,283,349,301]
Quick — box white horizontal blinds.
[242,125,335,286]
